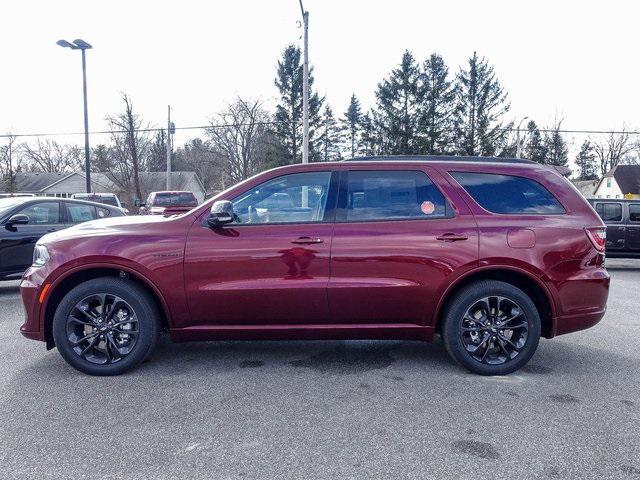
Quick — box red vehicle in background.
[19,156,610,376]
[139,191,199,216]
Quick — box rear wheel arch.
[43,266,169,349]
[435,267,556,338]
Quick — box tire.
[442,280,541,375]
[52,277,160,376]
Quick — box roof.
[345,155,535,165]
[93,171,205,193]
[4,171,205,194]
[10,172,76,192]
[572,179,599,198]
[601,165,640,195]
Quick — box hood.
[38,214,189,245]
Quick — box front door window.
[231,172,331,224]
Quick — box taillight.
[585,227,606,252]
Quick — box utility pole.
[515,116,530,158]
[299,0,309,165]
[166,105,173,190]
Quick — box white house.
[593,165,640,200]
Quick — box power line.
[1,123,639,140]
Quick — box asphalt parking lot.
[1,261,639,480]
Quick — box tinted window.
[66,204,97,223]
[154,193,198,207]
[451,172,565,215]
[18,202,61,224]
[232,172,331,224]
[630,204,640,223]
[595,202,623,222]
[344,170,448,221]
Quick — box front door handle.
[436,233,469,242]
[292,236,323,245]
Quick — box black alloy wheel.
[66,293,139,365]
[53,277,159,375]
[442,280,541,375]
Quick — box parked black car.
[588,198,640,258]
[0,197,125,280]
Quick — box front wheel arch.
[43,266,169,349]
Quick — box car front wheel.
[442,280,541,375]
[52,277,160,376]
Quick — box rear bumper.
[553,308,607,336]
[549,265,610,337]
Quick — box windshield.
[0,198,26,218]
[154,193,198,207]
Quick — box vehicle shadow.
[9,333,639,382]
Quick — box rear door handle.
[292,236,323,245]
[436,233,468,242]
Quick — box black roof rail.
[343,155,536,165]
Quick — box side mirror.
[5,213,30,229]
[207,200,235,227]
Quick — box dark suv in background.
[20,156,609,376]
[588,199,640,258]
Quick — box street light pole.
[515,116,530,159]
[298,0,309,165]
[57,39,93,193]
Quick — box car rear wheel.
[442,280,541,375]
[52,277,160,376]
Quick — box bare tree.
[1,133,21,192]
[593,128,635,176]
[22,139,81,173]
[206,97,271,184]
[106,93,149,200]
[173,138,224,193]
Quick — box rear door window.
[343,170,449,222]
[595,202,623,222]
[629,204,640,223]
[66,203,97,223]
[451,172,565,215]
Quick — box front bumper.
[19,268,49,343]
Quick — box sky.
[1,0,639,154]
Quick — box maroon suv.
[20,156,610,376]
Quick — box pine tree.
[273,45,323,165]
[544,120,568,166]
[342,94,362,158]
[318,105,342,162]
[453,52,510,156]
[359,112,378,156]
[375,50,421,154]
[524,120,547,163]
[575,139,598,180]
[417,53,455,154]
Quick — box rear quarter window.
[450,172,565,215]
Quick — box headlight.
[32,245,50,267]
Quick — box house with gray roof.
[3,171,207,205]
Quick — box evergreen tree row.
[273,45,577,169]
